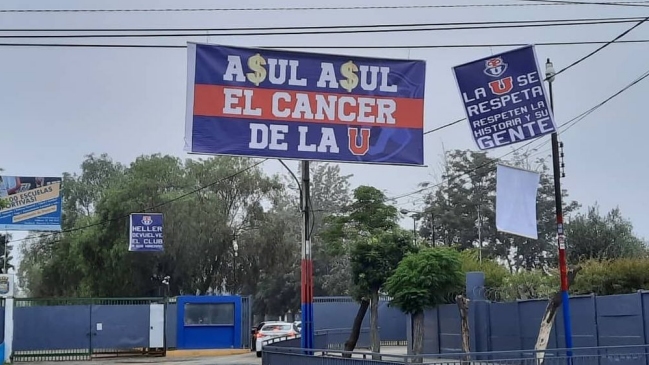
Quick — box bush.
[458,249,510,288]
[497,270,559,301]
[571,258,649,296]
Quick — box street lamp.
[400,209,435,246]
[400,209,418,244]
[232,239,239,293]
[545,58,573,359]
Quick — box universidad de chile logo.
[483,57,508,78]
[141,215,153,226]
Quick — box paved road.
[20,353,262,365]
[19,347,408,365]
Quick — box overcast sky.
[1,0,648,273]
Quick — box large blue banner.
[0,176,62,231]
[129,213,164,252]
[185,43,426,166]
[453,45,556,150]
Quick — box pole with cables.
[546,58,573,362]
[300,160,314,353]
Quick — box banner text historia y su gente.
[185,43,426,166]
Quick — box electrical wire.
[424,119,466,135]
[7,159,268,245]
[2,39,649,50]
[3,2,649,13]
[387,64,649,202]
[0,18,644,39]
[519,0,649,8]
[549,16,649,80]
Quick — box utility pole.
[300,161,314,353]
[430,211,435,247]
[546,58,573,361]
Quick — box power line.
[6,159,268,246]
[2,39,649,50]
[424,119,466,135]
[3,2,649,13]
[551,16,649,79]
[0,17,642,37]
[388,64,649,201]
[561,69,649,133]
[519,0,649,8]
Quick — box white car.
[255,321,298,357]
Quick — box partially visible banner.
[0,176,62,231]
[453,45,556,150]
[184,43,426,166]
[496,164,541,240]
[129,213,164,252]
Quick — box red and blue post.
[300,161,315,353]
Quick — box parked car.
[251,321,268,351]
[255,321,298,357]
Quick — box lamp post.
[400,209,435,246]
[233,239,239,293]
[545,58,574,360]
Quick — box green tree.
[19,154,286,299]
[351,228,417,356]
[320,185,400,354]
[566,204,647,262]
[385,248,464,361]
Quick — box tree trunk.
[412,311,424,364]
[343,299,369,358]
[370,290,381,360]
[456,295,471,364]
[535,266,582,365]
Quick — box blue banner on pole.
[185,43,426,166]
[0,176,62,231]
[129,213,164,252]
[452,45,556,150]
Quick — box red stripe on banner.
[193,84,424,129]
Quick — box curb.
[167,349,250,357]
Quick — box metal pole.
[477,206,482,264]
[3,230,7,273]
[547,58,573,361]
[412,216,417,244]
[430,211,435,247]
[300,160,314,353]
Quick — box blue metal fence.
[264,342,649,365]
[314,297,407,344]
[423,291,649,354]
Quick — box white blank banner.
[496,164,541,240]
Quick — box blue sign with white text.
[184,43,426,166]
[129,213,164,252]
[452,45,556,150]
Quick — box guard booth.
[176,296,242,349]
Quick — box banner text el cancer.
[186,44,426,166]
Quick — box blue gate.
[12,298,166,362]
